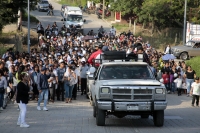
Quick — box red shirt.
[88,50,102,65]
[162,74,169,84]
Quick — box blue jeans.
[64,83,74,98]
[0,93,3,108]
[170,82,176,92]
[64,83,69,98]
[38,89,49,107]
[186,79,194,93]
[69,85,74,99]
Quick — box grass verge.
[186,56,200,77]
[22,10,39,23]
[58,0,87,6]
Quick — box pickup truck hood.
[172,45,193,50]
[102,79,161,86]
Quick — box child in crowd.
[162,71,170,93]
[169,71,175,93]
[174,74,183,96]
[190,77,200,107]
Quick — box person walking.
[31,65,39,101]
[80,61,89,95]
[174,74,183,96]
[184,66,196,97]
[63,66,76,103]
[190,77,200,107]
[57,61,66,101]
[16,73,30,127]
[0,70,7,112]
[37,67,50,111]
[72,63,80,100]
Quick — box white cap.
[59,59,64,63]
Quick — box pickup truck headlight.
[101,87,110,93]
[155,88,165,94]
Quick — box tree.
[110,0,144,16]
[0,0,38,32]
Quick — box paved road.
[30,0,111,35]
[0,92,200,133]
[1,1,199,133]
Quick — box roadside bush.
[22,12,39,23]
[186,56,200,77]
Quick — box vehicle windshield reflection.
[99,65,154,80]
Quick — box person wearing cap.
[87,43,103,66]
[190,77,200,107]
[56,61,66,101]
[80,61,89,95]
[37,67,51,111]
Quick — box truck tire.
[141,115,149,119]
[153,110,164,127]
[96,106,105,126]
[93,104,96,117]
[180,52,188,60]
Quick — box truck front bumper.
[97,101,167,111]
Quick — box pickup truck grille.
[113,89,131,94]
[113,95,131,100]
[134,89,152,94]
[111,88,153,101]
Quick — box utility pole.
[102,0,105,19]
[28,0,30,53]
[183,0,187,45]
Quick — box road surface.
[30,0,111,35]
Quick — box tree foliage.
[109,0,200,30]
[0,0,38,32]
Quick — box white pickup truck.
[88,51,167,127]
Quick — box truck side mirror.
[83,19,86,23]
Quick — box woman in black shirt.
[184,66,196,97]
[16,72,30,128]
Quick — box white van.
[62,6,86,33]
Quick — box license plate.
[127,104,139,110]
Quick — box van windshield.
[67,15,82,22]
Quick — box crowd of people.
[0,21,199,128]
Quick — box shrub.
[186,56,200,77]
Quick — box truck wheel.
[153,110,164,127]
[96,106,105,126]
[180,52,188,60]
[93,104,96,117]
[141,115,149,119]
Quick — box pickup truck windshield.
[67,15,82,22]
[99,65,154,80]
